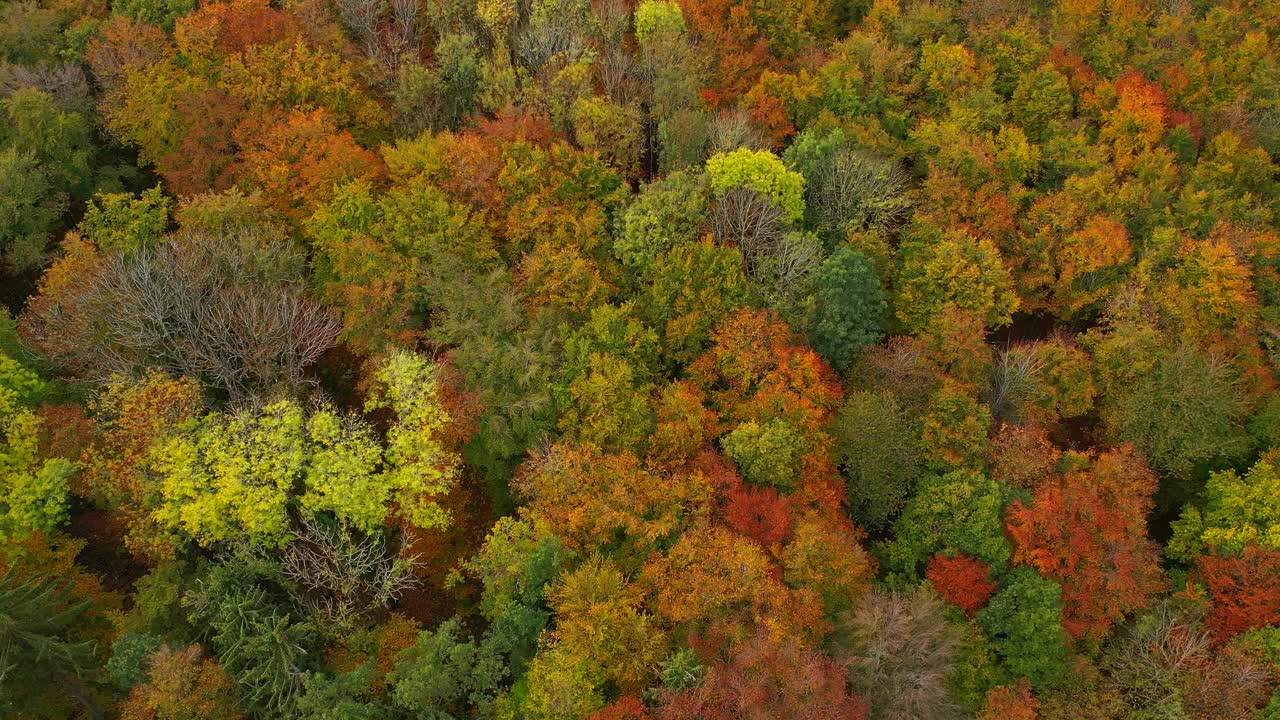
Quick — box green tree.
[722,418,806,490]
[389,619,505,719]
[79,185,172,253]
[615,170,710,274]
[834,389,925,531]
[1169,458,1280,562]
[977,568,1070,691]
[810,246,886,371]
[706,148,806,223]
[884,469,1012,576]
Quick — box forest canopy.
[4,0,1280,717]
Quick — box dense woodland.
[3,0,1280,717]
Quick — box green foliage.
[884,469,1012,576]
[389,619,506,718]
[634,0,686,45]
[186,557,321,718]
[976,567,1070,691]
[645,241,751,365]
[1169,458,1280,562]
[0,148,62,271]
[79,185,172,253]
[365,349,460,531]
[110,0,195,29]
[615,170,710,273]
[1100,343,1252,497]
[0,565,97,712]
[722,418,805,490]
[393,33,481,137]
[809,246,886,371]
[107,632,164,690]
[706,148,806,223]
[835,389,925,531]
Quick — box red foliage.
[1006,446,1165,641]
[589,697,657,720]
[1198,547,1280,641]
[659,629,869,720]
[724,484,794,547]
[926,553,997,616]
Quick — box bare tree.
[811,149,911,237]
[710,186,786,278]
[277,515,422,632]
[21,230,339,401]
[986,342,1046,424]
[829,587,964,720]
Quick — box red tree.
[1006,445,1165,641]
[1198,547,1280,641]
[926,553,997,616]
[723,484,794,547]
[588,697,656,720]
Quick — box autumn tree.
[1006,446,1164,642]
[659,628,869,720]
[928,553,998,616]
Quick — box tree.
[977,568,1071,691]
[184,556,321,718]
[21,230,341,401]
[723,483,794,547]
[151,351,458,546]
[615,170,710,274]
[895,223,1019,334]
[514,443,711,564]
[0,532,121,718]
[1171,458,1280,562]
[543,557,665,695]
[706,148,806,223]
[641,523,824,641]
[388,619,504,719]
[809,247,887,371]
[885,469,1012,576]
[920,381,992,474]
[645,240,751,365]
[1006,446,1164,642]
[780,511,876,617]
[722,418,805,490]
[1196,547,1280,641]
[833,389,925,531]
[659,628,869,720]
[830,587,963,720]
[79,186,172,254]
[1098,341,1252,501]
[119,645,244,720]
[927,553,997,616]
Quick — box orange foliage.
[1006,446,1164,641]
[514,443,712,558]
[120,645,243,720]
[927,553,997,616]
[689,308,843,438]
[979,680,1039,720]
[237,108,385,222]
[642,522,827,642]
